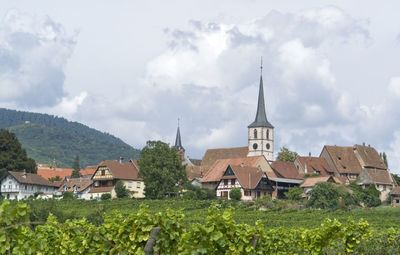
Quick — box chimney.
[309,152,312,161]
[363,142,365,146]
[22,169,26,178]
[119,157,124,164]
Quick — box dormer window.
[338,156,342,160]
[254,129,257,139]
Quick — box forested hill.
[0,108,140,168]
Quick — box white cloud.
[388,77,400,97]
[0,9,76,107]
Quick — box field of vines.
[1,200,400,254]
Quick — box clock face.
[266,143,270,150]
[253,143,258,149]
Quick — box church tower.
[247,62,274,161]
[175,120,185,159]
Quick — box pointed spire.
[248,60,274,128]
[175,119,184,151]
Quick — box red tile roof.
[37,167,96,180]
[58,179,93,192]
[297,156,334,176]
[271,161,302,179]
[95,160,141,180]
[201,147,248,174]
[323,146,362,174]
[186,165,203,181]
[354,145,387,170]
[6,171,59,187]
[392,186,400,195]
[229,165,264,189]
[300,176,340,188]
[201,156,265,183]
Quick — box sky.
[1,1,400,173]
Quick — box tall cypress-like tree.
[71,155,81,178]
[0,129,37,178]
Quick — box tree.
[115,180,129,198]
[392,174,400,186]
[138,140,187,199]
[71,155,81,178]
[276,147,299,162]
[380,152,388,168]
[285,186,303,201]
[62,191,74,200]
[101,193,111,200]
[307,182,341,209]
[229,188,242,201]
[0,129,37,178]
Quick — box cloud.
[0,9,76,107]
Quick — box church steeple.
[175,119,184,151]
[247,59,274,161]
[248,60,273,128]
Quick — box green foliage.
[101,193,111,200]
[138,141,187,199]
[307,182,342,209]
[229,188,242,201]
[276,147,299,162]
[392,174,400,186]
[115,180,129,198]
[48,176,62,182]
[183,184,215,200]
[380,152,388,168]
[349,183,381,208]
[0,129,37,178]
[0,108,140,168]
[4,201,397,254]
[71,155,81,178]
[63,191,74,200]
[285,186,303,201]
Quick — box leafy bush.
[115,180,129,198]
[229,188,242,201]
[183,184,215,200]
[62,191,74,200]
[285,186,303,201]
[101,193,111,200]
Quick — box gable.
[92,166,113,180]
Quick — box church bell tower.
[247,60,274,161]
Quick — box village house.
[216,164,273,200]
[0,171,59,200]
[89,159,145,199]
[300,176,342,194]
[37,165,96,181]
[391,186,400,207]
[57,177,93,199]
[293,154,335,177]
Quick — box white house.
[216,164,274,200]
[0,171,59,200]
[57,177,93,199]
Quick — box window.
[396,199,400,203]
[101,170,105,176]
[224,179,229,186]
[137,182,141,188]
[266,129,269,140]
[25,185,27,190]
[253,143,258,149]
[231,179,235,185]
[221,191,228,198]
[128,181,132,188]
[244,190,251,196]
[254,129,257,139]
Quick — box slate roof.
[297,156,334,176]
[354,145,387,169]
[201,156,269,183]
[323,146,363,174]
[222,165,264,189]
[248,75,273,128]
[58,179,93,193]
[6,171,59,187]
[95,160,141,180]
[201,146,249,173]
[271,161,302,179]
[175,126,184,151]
[300,176,340,188]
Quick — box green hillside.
[0,108,140,168]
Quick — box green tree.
[285,186,303,201]
[392,174,400,186]
[62,191,74,200]
[307,182,340,209]
[229,188,242,201]
[380,152,388,168]
[115,180,129,198]
[71,155,81,178]
[276,147,299,162]
[101,193,111,200]
[0,129,36,178]
[138,140,187,199]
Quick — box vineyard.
[1,200,400,254]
